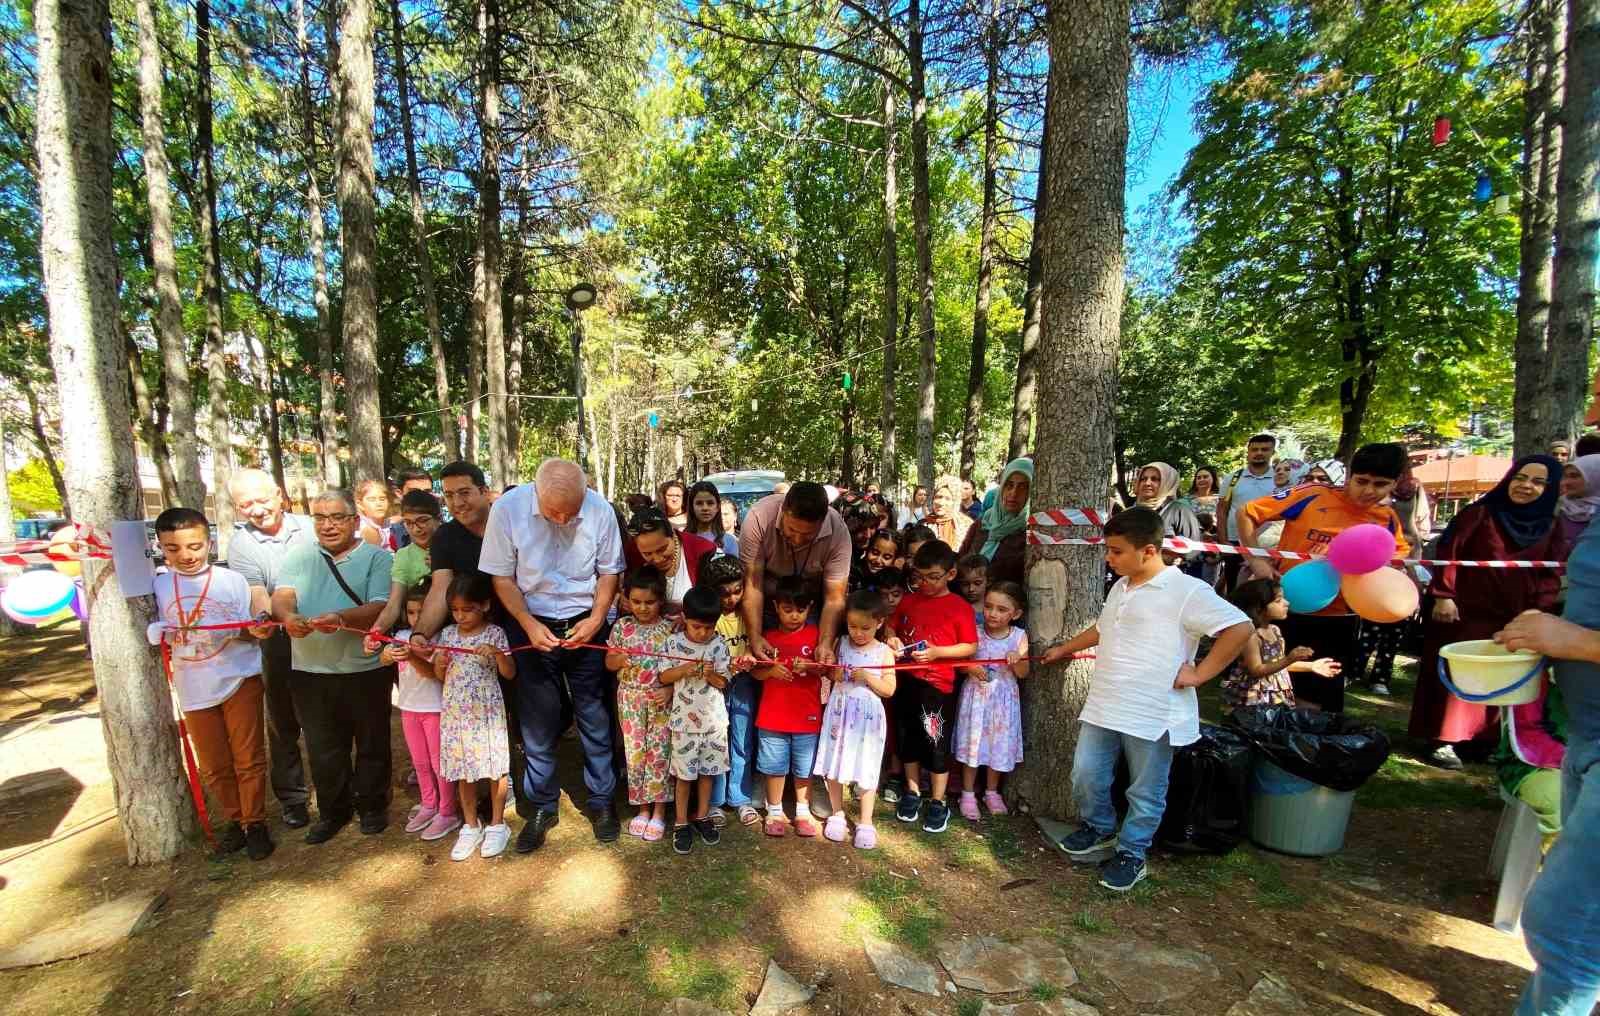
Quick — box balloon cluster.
[1,569,84,625]
[1280,523,1418,622]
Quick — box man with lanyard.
[224,468,313,829]
[739,481,852,668]
[271,489,393,844]
[480,458,626,854]
[1216,432,1279,589]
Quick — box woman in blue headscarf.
[959,458,1033,587]
[1409,455,1570,769]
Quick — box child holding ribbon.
[812,588,897,849]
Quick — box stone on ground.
[863,936,944,996]
[672,998,733,1016]
[935,934,1078,994]
[1032,814,1075,850]
[1069,936,1220,1006]
[751,960,815,1015]
[0,890,167,970]
[1224,973,1304,1016]
[978,998,1101,1016]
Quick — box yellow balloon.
[1340,567,1418,623]
[48,527,81,578]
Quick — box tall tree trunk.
[387,0,455,461]
[877,1,899,494]
[479,0,507,488]
[1018,0,1130,819]
[1544,0,1600,445]
[133,0,202,508]
[259,327,287,494]
[0,412,12,542]
[465,253,483,464]
[23,383,70,517]
[126,327,177,505]
[296,0,339,489]
[960,0,1000,481]
[36,0,192,863]
[908,0,937,493]
[841,324,858,487]
[1513,0,1566,458]
[1009,75,1050,463]
[336,0,384,487]
[195,0,234,548]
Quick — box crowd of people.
[141,431,1600,1014]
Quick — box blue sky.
[1124,59,1219,213]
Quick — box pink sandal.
[984,791,1009,816]
[853,824,878,850]
[823,814,848,842]
[628,813,651,838]
[794,816,820,838]
[764,815,788,838]
[642,818,666,842]
[959,793,981,822]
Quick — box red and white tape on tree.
[0,524,113,569]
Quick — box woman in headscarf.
[1409,455,1570,769]
[1131,462,1204,574]
[959,459,1032,586]
[923,474,973,551]
[1271,458,1308,492]
[1555,454,1600,546]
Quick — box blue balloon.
[1474,171,1493,203]
[1281,560,1342,613]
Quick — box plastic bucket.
[1248,759,1355,857]
[1437,641,1545,707]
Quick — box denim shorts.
[756,729,819,778]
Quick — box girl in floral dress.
[605,566,676,842]
[420,573,514,861]
[1221,579,1342,715]
[954,581,1029,820]
[813,588,898,849]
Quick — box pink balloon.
[1326,523,1397,575]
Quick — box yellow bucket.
[1437,641,1545,707]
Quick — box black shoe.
[212,822,246,856]
[1059,823,1117,862]
[672,823,694,855]
[359,811,388,835]
[516,809,559,854]
[1098,851,1147,892]
[280,802,310,829]
[894,791,922,823]
[921,799,950,834]
[244,823,275,861]
[880,777,903,804]
[693,817,721,846]
[587,803,621,843]
[304,814,349,845]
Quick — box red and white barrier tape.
[1026,531,1566,570]
[0,524,113,567]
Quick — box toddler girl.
[605,566,676,842]
[380,582,461,841]
[415,573,514,860]
[813,589,897,849]
[954,581,1029,819]
[1221,579,1342,714]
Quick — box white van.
[699,470,786,524]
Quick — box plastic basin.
[1438,640,1545,707]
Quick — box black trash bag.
[1156,722,1253,855]
[1230,705,1391,793]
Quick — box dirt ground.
[0,625,1536,1016]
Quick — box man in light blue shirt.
[1215,432,1278,589]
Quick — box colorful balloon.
[1341,567,1420,623]
[1281,560,1342,613]
[69,585,87,621]
[1326,523,1397,575]
[48,526,81,578]
[1,569,77,624]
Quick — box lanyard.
[172,567,214,629]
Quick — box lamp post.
[566,282,597,472]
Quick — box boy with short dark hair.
[753,575,824,837]
[1041,507,1252,891]
[957,552,990,625]
[659,586,733,854]
[884,539,979,834]
[148,507,278,860]
[697,553,762,827]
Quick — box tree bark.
[505,148,532,478]
[36,0,192,863]
[387,0,456,461]
[125,326,177,505]
[465,252,482,464]
[195,0,234,547]
[1018,0,1130,819]
[909,0,936,494]
[336,0,384,487]
[1009,76,1050,463]
[296,0,340,489]
[133,0,202,508]
[960,0,1000,481]
[877,1,899,494]
[479,0,507,488]
[1543,0,1600,446]
[0,412,12,541]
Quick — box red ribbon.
[157,638,217,849]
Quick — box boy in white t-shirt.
[1040,507,1251,892]
[147,508,277,860]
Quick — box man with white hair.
[480,458,626,853]
[225,468,312,829]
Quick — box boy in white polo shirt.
[1041,507,1252,891]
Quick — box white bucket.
[1437,641,1545,707]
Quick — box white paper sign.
[109,520,155,598]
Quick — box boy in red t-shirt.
[885,540,979,834]
[752,575,824,837]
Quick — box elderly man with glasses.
[271,489,394,844]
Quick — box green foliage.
[8,458,62,514]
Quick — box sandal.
[643,818,666,842]
[628,813,651,838]
[738,805,762,827]
[959,793,980,822]
[794,816,820,838]
[984,791,1009,816]
[763,815,788,838]
[823,814,848,842]
[853,824,878,850]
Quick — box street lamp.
[566,283,597,469]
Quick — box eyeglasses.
[311,513,355,525]
[402,516,439,530]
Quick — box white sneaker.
[450,824,485,861]
[480,823,511,858]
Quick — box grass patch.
[1071,908,1111,934]
[655,943,737,1007]
[848,870,944,949]
[1030,982,1063,1001]
[956,999,984,1016]
[1358,755,1499,810]
[654,855,755,942]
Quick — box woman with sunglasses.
[623,509,717,615]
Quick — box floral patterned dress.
[608,617,676,804]
[813,638,895,789]
[1221,624,1293,714]
[953,627,1025,772]
[436,623,511,781]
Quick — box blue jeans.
[757,730,819,778]
[1516,739,1600,1016]
[712,673,760,809]
[1070,721,1173,862]
[513,622,615,812]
